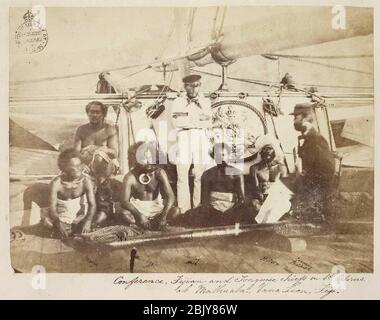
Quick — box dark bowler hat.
[289,103,314,116]
[182,74,202,83]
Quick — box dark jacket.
[298,128,335,190]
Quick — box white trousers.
[175,129,212,213]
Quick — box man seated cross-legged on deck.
[119,142,180,231]
[178,143,253,228]
[48,148,96,239]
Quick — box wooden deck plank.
[182,240,229,273]
[199,241,233,273]
[134,242,190,273]
[39,237,62,273]
[304,235,373,272]
[224,232,308,273]
[131,241,181,273]
[203,236,261,273]
[10,225,374,273]
[222,237,293,273]
[198,237,251,273]
[170,242,207,273]
[186,242,226,273]
[10,235,44,273]
[211,232,298,272]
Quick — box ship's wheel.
[210,100,268,162]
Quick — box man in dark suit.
[290,103,336,221]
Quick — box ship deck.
[10,220,373,273]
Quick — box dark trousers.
[293,177,334,220]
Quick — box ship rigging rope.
[212,7,227,41]
[112,65,153,87]
[10,54,189,86]
[10,51,372,86]
[263,53,374,59]
[154,11,177,70]
[113,17,176,87]
[157,70,175,101]
[211,7,227,42]
[188,8,196,42]
[192,68,374,90]
[212,7,220,39]
[193,68,273,87]
[218,7,227,39]
[282,56,373,75]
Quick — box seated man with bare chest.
[249,144,287,211]
[119,142,179,231]
[74,101,119,168]
[179,143,253,227]
[48,148,96,238]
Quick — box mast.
[173,8,191,90]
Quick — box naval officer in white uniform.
[170,74,213,214]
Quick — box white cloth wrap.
[130,196,164,218]
[210,191,235,213]
[56,196,87,224]
[255,180,293,224]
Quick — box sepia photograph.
[8,4,374,275]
